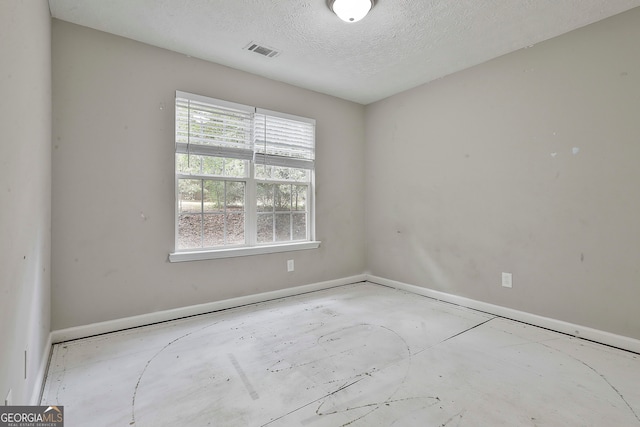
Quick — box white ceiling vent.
[244,42,281,58]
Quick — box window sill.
[169,241,321,262]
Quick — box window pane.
[197,157,247,177]
[226,212,245,245]
[203,180,224,212]
[254,164,309,182]
[226,181,245,209]
[257,183,274,212]
[198,181,246,247]
[275,213,291,242]
[275,185,291,212]
[257,213,273,243]
[178,155,247,178]
[292,185,307,211]
[226,182,245,245]
[292,213,306,240]
[254,164,272,180]
[203,214,225,247]
[178,214,202,249]
[224,158,247,177]
[273,166,309,182]
[176,154,203,175]
[178,179,202,213]
[201,156,224,176]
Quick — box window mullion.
[223,181,227,245]
[289,184,293,240]
[272,185,276,243]
[174,160,179,252]
[200,179,204,248]
[308,176,314,241]
[177,173,245,182]
[246,161,256,246]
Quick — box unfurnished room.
[1,0,640,425]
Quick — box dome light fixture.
[328,0,374,23]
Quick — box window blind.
[175,92,315,169]
[254,109,315,170]
[175,91,254,161]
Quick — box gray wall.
[0,1,52,405]
[51,21,366,330]
[365,8,640,340]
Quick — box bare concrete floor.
[42,282,640,426]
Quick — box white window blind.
[254,109,315,170]
[175,91,254,161]
[176,93,316,167]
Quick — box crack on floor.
[497,337,563,349]
[580,360,640,423]
[129,321,223,425]
[376,324,413,402]
[317,395,441,416]
[438,318,496,345]
[414,317,497,356]
[541,342,640,424]
[441,409,465,426]
[339,406,379,426]
[260,378,365,427]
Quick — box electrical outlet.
[5,389,12,406]
[287,259,294,272]
[502,272,513,288]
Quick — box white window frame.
[169,91,320,262]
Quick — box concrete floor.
[42,282,640,426]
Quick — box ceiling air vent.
[244,42,281,58]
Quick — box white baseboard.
[367,274,640,354]
[30,332,52,405]
[51,274,367,344]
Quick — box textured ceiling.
[49,0,640,104]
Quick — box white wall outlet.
[502,272,513,288]
[287,259,294,272]
[5,389,12,406]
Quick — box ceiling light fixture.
[328,0,374,23]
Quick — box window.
[170,91,319,261]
